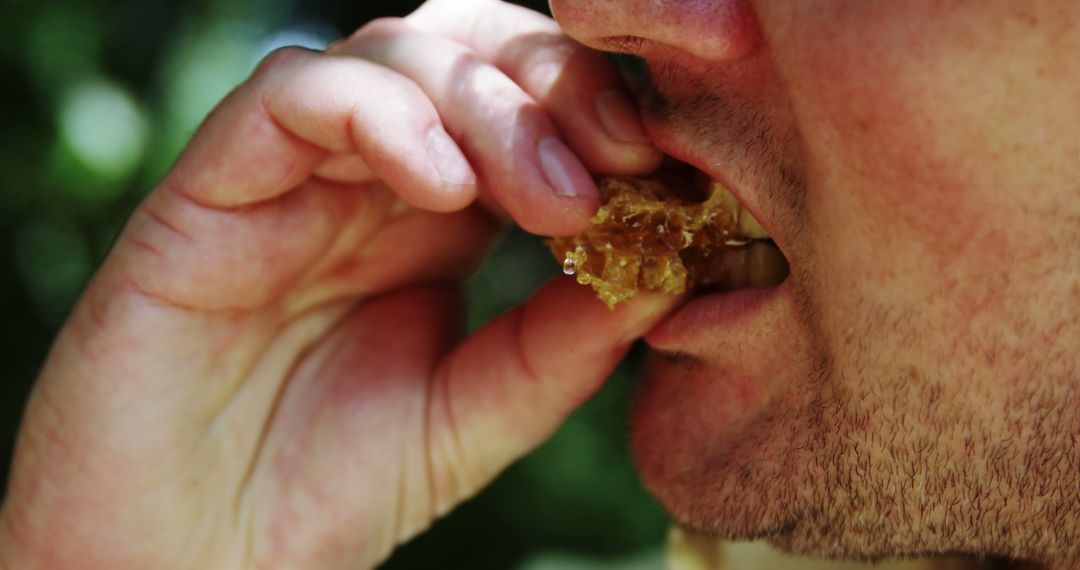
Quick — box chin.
[628,348,824,544]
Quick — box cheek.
[767,3,1015,260]
[812,88,990,265]
[805,70,988,264]
[769,6,1024,326]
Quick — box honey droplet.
[562,257,577,275]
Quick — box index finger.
[163,47,478,212]
[408,0,662,176]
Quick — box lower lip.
[644,281,791,348]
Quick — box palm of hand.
[11,166,521,564]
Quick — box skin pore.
[553,0,1080,566]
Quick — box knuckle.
[406,0,505,34]
[347,16,410,44]
[449,49,486,75]
[253,45,313,79]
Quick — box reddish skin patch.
[557,0,1080,564]
[734,376,755,403]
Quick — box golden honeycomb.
[547,163,784,308]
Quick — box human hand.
[0,1,674,568]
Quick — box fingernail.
[538,137,598,199]
[594,88,650,144]
[426,126,476,185]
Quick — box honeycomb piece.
[547,164,750,308]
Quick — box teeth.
[747,240,789,287]
[709,180,770,239]
[690,241,789,292]
[695,180,786,291]
[708,181,742,227]
[724,247,750,289]
[737,207,770,239]
[694,246,748,289]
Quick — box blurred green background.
[0,0,671,567]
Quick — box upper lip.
[642,124,793,267]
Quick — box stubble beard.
[635,60,1080,566]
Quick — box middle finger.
[334,19,599,236]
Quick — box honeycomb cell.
[547,164,758,308]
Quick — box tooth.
[714,246,749,290]
[738,207,770,239]
[747,241,789,287]
[709,180,770,239]
[693,245,745,289]
[709,181,741,226]
[726,247,751,289]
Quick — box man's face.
[551,0,1080,564]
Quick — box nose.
[549,0,760,62]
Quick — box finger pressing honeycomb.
[546,162,780,308]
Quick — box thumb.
[428,277,681,513]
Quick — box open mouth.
[548,158,790,307]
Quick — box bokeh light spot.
[150,20,262,181]
[252,22,338,65]
[57,78,148,190]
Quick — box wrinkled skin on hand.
[0,1,675,569]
